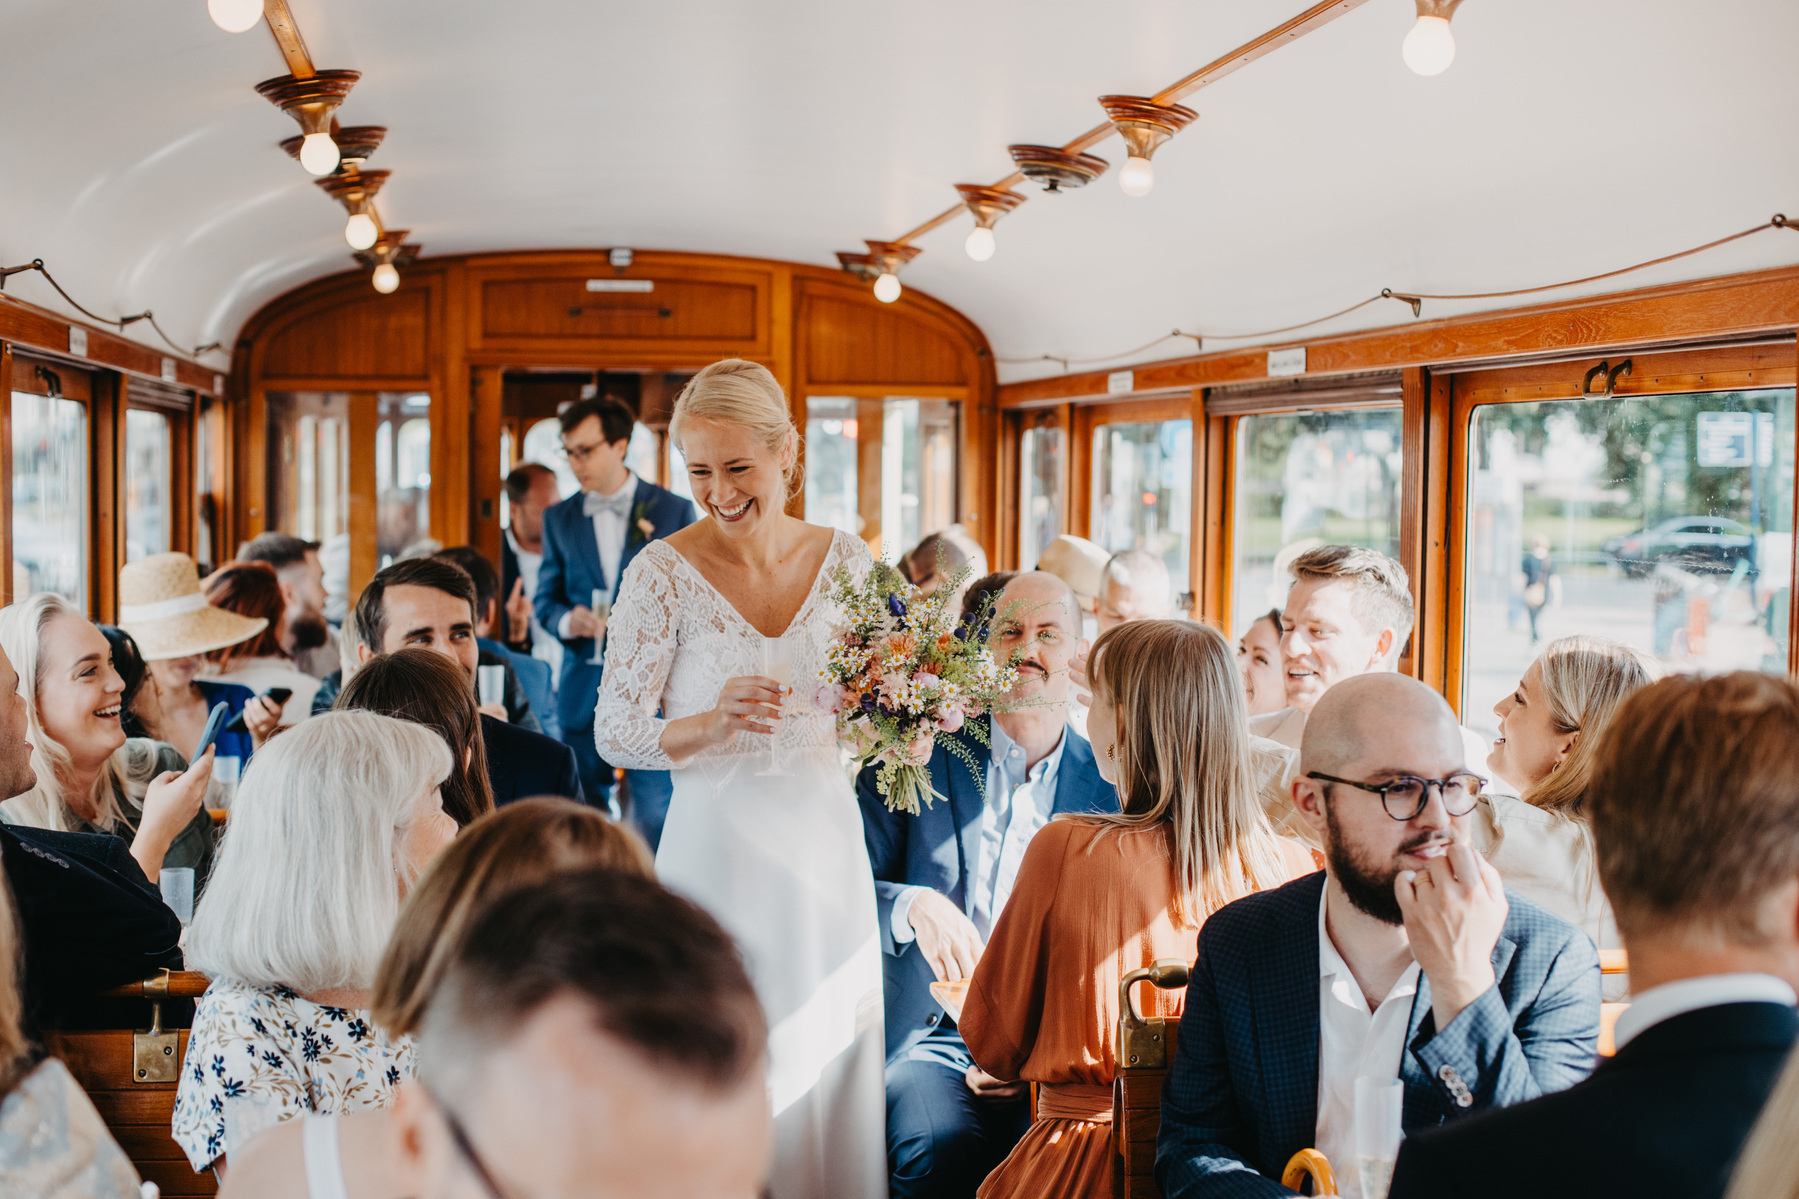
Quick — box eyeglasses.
[422,1083,514,1199]
[557,441,605,465]
[1305,771,1485,821]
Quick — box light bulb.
[1402,15,1456,76]
[964,226,996,262]
[371,263,400,294]
[344,212,379,250]
[298,132,340,176]
[872,272,902,304]
[207,0,263,33]
[1119,155,1156,197]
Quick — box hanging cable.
[0,259,221,358]
[996,213,1799,371]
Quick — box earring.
[1106,743,1117,762]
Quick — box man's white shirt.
[555,469,636,640]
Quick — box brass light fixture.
[1007,145,1109,194]
[315,167,389,250]
[954,185,1025,262]
[280,123,386,169]
[255,69,360,175]
[1098,96,1197,198]
[861,240,921,304]
[1403,0,1464,75]
[354,230,418,294]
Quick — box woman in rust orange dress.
[959,618,1316,1199]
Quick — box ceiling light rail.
[994,215,1799,372]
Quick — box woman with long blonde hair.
[960,619,1314,1199]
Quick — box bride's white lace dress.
[595,529,886,1199]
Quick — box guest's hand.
[964,1067,1029,1104]
[568,605,606,640]
[131,749,215,880]
[505,578,533,643]
[244,696,282,749]
[908,889,984,982]
[478,702,508,722]
[1069,645,1093,707]
[706,677,785,744]
[1397,841,1508,1030]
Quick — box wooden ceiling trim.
[997,263,1799,407]
[0,295,219,394]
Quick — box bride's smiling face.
[681,418,793,536]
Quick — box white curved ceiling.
[2,0,1796,381]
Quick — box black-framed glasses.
[1306,771,1485,821]
[557,441,603,465]
[422,1083,514,1199]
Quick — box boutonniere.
[628,500,655,545]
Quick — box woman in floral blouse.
[172,710,457,1173]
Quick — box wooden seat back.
[1113,958,1189,1199]
[42,969,216,1197]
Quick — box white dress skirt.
[595,531,887,1199]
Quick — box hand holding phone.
[192,701,230,762]
[225,687,293,733]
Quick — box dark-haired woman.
[335,648,495,826]
[203,561,321,725]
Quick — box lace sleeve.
[594,547,681,770]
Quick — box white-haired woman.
[171,710,457,1174]
[1482,633,1660,994]
[0,593,216,887]
[595,358,884,1198]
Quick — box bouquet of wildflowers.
[816,559,1019,815]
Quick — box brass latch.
[1117,958,1190,1070]
[134,969,179,1084]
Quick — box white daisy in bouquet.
[816,559,1019,815]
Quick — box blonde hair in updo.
[669,359,803,497]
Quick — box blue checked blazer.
[857,716,1120,1059]
[1155,870,1601,1198]
[532,478,695,738]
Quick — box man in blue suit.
[858,571,1119,1199]
[1156,672,1600,1199]
[533,396,695,837]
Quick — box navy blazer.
[478,636,561,743]
[857,717,1120,1059]
[532,478,696,736]
[1156,870,1601,1199]
[481,714,587,808]
[1389,1000,1799,1199]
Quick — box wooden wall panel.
[481,277,758,342]
[801,288,968,388]
[261,289,431,380]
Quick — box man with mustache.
[858,571,1119,1199]
[1156,673,1600,1198]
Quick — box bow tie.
[584,490,634,519]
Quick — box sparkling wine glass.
[588,588,611,665]
[755,635,792,777]
[1355,1075,1405,1199]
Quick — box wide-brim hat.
[117,552,268,662]
[1035,535,1110,612]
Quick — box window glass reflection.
[267,392,349,549]
[1463,389,1796,743]
[11,392,87,603]
[522,418,580,499]
[377,393,432,564]
[125,408,172,563]
[804,396,859,536]
[1018,412,1064,571]
[1232,409,1403,634]
[1090,419,1192,607]
[883,398,958,555]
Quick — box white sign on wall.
[1107,370,1134,395]
[1267,346,1307,377]
[585,279,654,293]
[68,326,87,357]
[161,357,177,383]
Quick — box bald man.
[1095,548,1173,633]
[858,571,1120,1199]
[1156,674,1600,1199]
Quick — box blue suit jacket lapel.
[945,720,991,919]
[616,478,653,584]
[1051,731,1118,815]
[559,496,608,596]
[1256,872,1325,1156]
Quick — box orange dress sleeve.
[959,819,1076,1082]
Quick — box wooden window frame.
[1072,394,1205,610]
[124,386,198,565]
[1441,338,1799,715]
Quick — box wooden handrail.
[1599,949,1629,975]
[97,969,211,1000]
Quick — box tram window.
[804,396,860,536]
[1462,389,1796,747]
[1090,419,1192,607]
[883,398,958,555]
[267,392,350,548]
[521,418,580,499]
[1231,409,1403,634]
[1018,412,1065,571]
[11,392,88,603]
[625,422,660,486]
[124,408,172,562]
[376,393,432,564]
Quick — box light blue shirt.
[891,723,1066,944]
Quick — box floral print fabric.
[171,980,412,1171]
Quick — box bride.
[595,359,886,1199]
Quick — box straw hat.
[1035,535,1110,613]
[117,552,268,661]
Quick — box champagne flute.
[1355,1075,1404,1199]
[756,635,792,777]
[588,588,611,666]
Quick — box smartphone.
[193,701,231,761]
[224,687,293,733]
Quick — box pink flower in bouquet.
[937,704,965,734]
[911,671,939,689]
[814,681,852,714]
[902,734,935,766]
